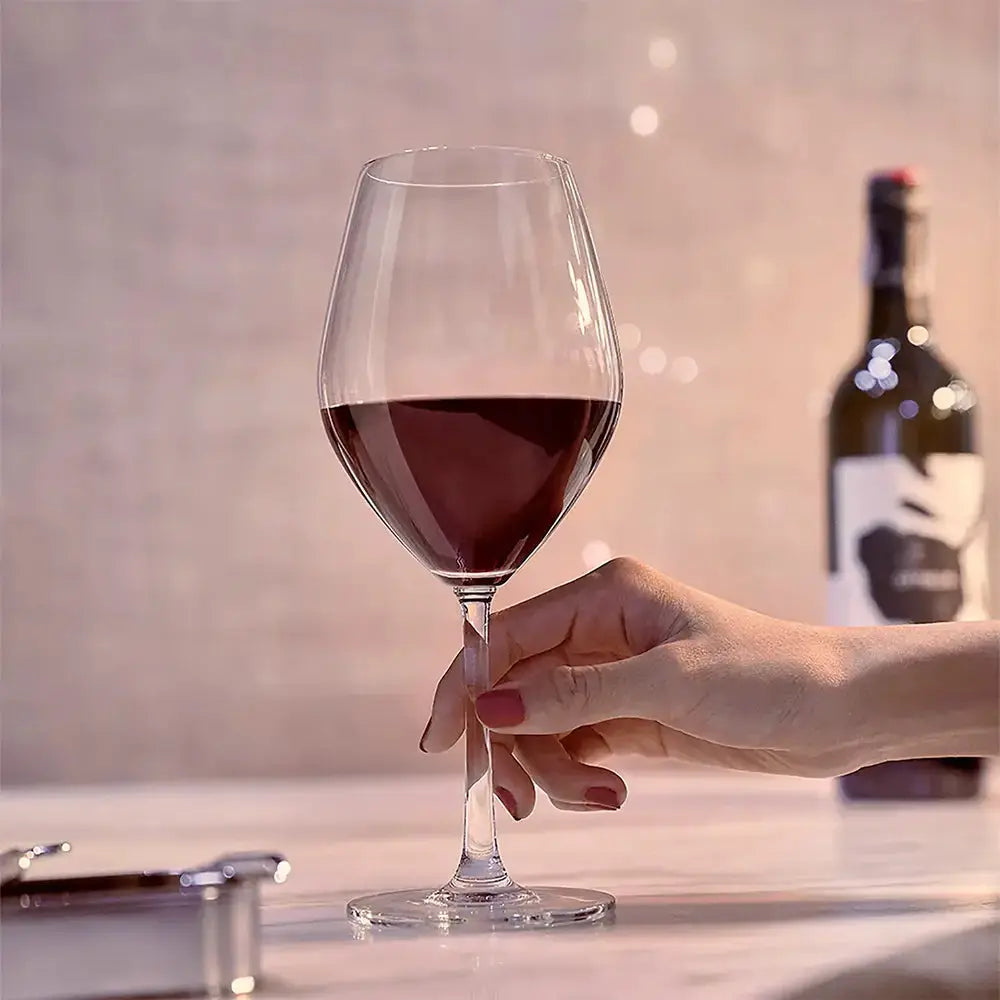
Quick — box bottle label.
[828,454,990,625]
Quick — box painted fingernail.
[495,787,520,820]
[418,720,431,752]
[584,786,621,810]
[475,689,525,728]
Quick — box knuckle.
[601,555,644,589]
[548,663,602,714]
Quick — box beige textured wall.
[2,0,997,785]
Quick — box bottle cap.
[870,166,922,187]
[868,168,927,212]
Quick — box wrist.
[835,621,1000,764]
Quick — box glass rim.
[361,144,570,189]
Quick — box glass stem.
[448,586,512,893]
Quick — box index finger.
[420,558,674,753]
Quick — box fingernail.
[418,720,431,752]
[495,787,520,820]
[584,786,621,810]
[475,689,525,728]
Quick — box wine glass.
[318,146,623,928]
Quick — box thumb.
[474,646,674,735]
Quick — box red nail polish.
[495,787,520,820]
[584,786,621,810]
[476,689,525,728]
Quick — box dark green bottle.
[827,169,990,801]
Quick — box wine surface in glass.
[322,395,619,586]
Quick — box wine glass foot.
[347,884,615,930]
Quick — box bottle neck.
[866,286,931,343]
[863,195,933,347]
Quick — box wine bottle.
[827,168,991,801]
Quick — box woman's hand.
[419,558,855,820]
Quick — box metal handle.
[179,851,291,888]
[0,842,72,886]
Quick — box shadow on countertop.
[774,920,999,1000]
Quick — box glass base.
[347,883,615,930]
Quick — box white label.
[828,454,990,625]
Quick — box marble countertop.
[2,768,998,999]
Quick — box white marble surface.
[2,769,998,999]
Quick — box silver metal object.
[1,847,289,1000]
[0,842,72,886]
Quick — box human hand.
[420,558,855,820]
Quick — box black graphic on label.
[857,527,963,623]
[829,454,988,626]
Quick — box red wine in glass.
[322,395,620,588]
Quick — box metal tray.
[1,843,289,1000]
